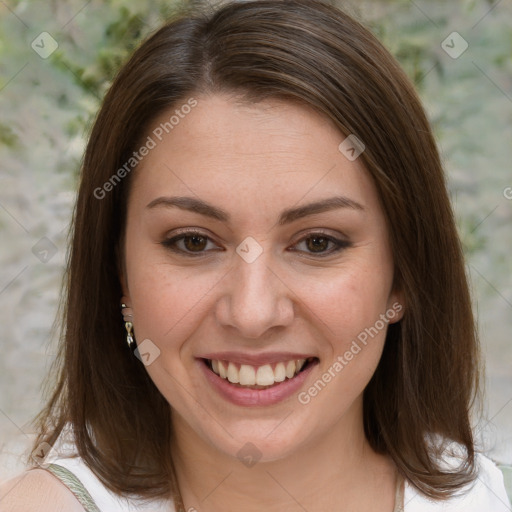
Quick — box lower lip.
[197,359,317,407]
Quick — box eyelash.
[161,229,352,258]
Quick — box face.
[121,93,404,462]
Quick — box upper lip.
[198,352,317,366]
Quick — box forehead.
[129,93,382,221]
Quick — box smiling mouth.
[202,357,319,390]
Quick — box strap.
[45,463,102,512]
[393,472,405,512]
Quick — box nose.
[214,249,295,339]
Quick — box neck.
[169,399,398,512]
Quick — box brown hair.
[32,0,481,502]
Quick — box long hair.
[32,0,481,501]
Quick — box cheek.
[128,263,217,341]
[298,269,392,408]
[299,261,394,346]
[125,264,220,401]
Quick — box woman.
[1,0,510,510]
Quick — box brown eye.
[305,236,330,253]
[183,234,208,252]
[291,233,352,257]
[161,231,220,256]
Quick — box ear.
[116,240,131,304]
[119,261,133,322]
[119,271,130,301]
[386,280,405,324]
[120,265,132,317]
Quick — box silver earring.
[121,302,135,349]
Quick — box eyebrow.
[146,195,364,225]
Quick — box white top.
[44,426,172,512]
[403,454,511,511]
[44,426,511,512]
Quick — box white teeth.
[209,357,312,387]
[239,364,256,385]
[285,360,296,379]
[218,361,227,379]
[274,362,286,382]
[256,365,275,386]
[227,362,239,384]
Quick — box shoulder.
[476,452,507,485]
[0,469,85,512]
[474,454,511,508]
[404,452,512,511]
[34,424,175,512]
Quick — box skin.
[0,470,85,512]
[121,93,405,512]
